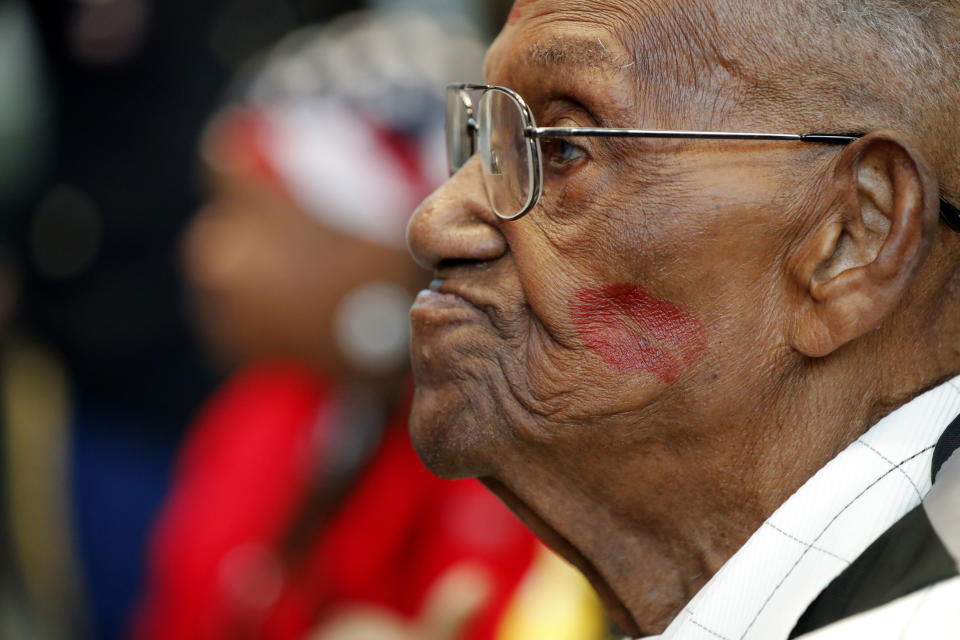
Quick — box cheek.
[569,283,706,384]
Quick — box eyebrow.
[495,35,638,131]
[517,36,634,79]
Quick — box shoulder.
[793,445,960,639]
[793,575,960,639]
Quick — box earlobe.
[790,131,940,358]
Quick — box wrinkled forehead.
[486,2,633,82]
[487,0,743,127]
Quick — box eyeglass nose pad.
[448,119,480,177]
[466,117,479,157]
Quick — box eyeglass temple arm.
[529,127,960,231]
[792,134,959,227]
[530,127,860,142]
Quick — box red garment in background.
[131,362,537,640]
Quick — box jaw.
[477,428,747,638]
[408,367,647,633]
[408,324,716,634]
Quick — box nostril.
[437,257,486,272]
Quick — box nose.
[407,157,507,271]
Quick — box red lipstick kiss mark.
[569,284,706,384]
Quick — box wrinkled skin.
[407,0,956,635]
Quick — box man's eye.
[543,139,586,170]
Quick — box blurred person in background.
[14,1,361,638]
[1,2,90,639]
[2,2,546,639]
[132,11,607,640]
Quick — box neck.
[492,330,958,636]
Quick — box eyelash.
[541,138,588,173]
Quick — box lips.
[409,284,489,328]
[414,289,465,307]
[569,283,706,384]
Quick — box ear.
[790,130,941,358]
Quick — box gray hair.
[617,0,959,201]
[793,0,959,200]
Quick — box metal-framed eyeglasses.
[447,83,960,228]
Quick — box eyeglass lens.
[446,87,537,219]
[478,89,535,219]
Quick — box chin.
[407,313,510,479]
[407,378,496,480]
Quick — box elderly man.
[406,0,960,638]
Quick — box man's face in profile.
[410,1,800,485]
[407,0,892,632]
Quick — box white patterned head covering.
[201,10,485,249]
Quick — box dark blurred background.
[0,1,512,638]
